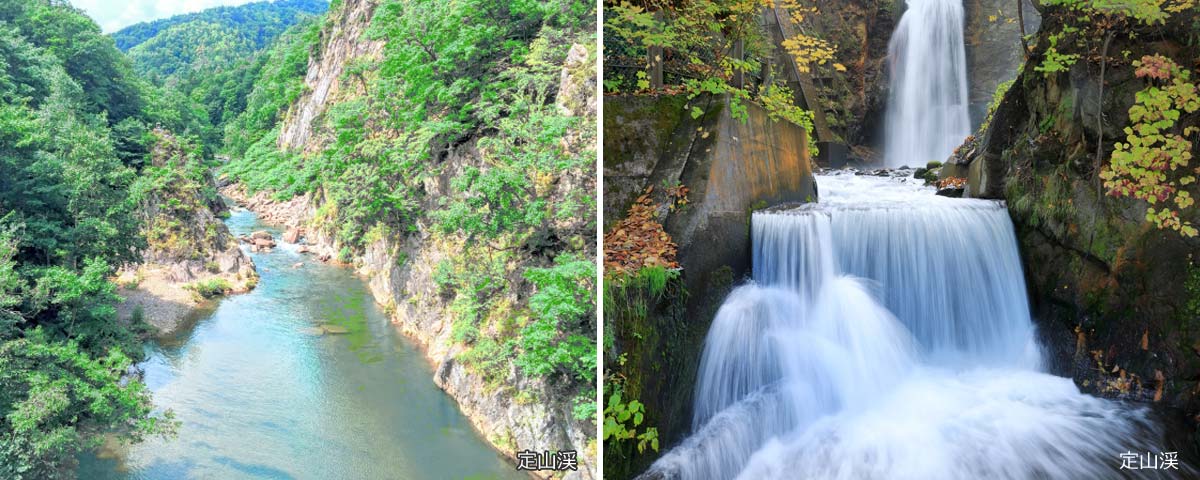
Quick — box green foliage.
[0,330,174,479]
[603,389,659,454]
[1185,264,1200,319]
[113,0,328,154]
[184,278,232,299]
[1040,0,1191,25]
[1034,0,1196,76]
[605,0,820,143]
[0,0,147,123]
[0,4,179,475]
[436,252,508,346]
[111,0,327,52]
[127,21,254,84]
[1101,54,1200,236]
[516,253,596,381]
[1034,28,1080,76]
[433,44,586,239]
[979,79,1014,133]
[572,390,598,422]
[223,18,323,158]
[460,336,517,387]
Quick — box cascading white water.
[644,173,1172,480]
[884,0,971,168]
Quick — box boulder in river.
[320,324,349,334]
[251,230,274,241]
[254,238,276,249]
[282,227,303,244]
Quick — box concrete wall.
[603,93,815,476]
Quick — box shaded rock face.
[603,93,816,475]
[947,10,1200,427]
[792,0,898,151]
[963,0,1040,129]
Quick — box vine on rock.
[1101,54,1200,237]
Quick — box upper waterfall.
[884,0,972,168]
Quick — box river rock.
[320,324,349,334]
[292,262,303,269]
[283,227,303,244]
[300,327,325,336]
[254,238,276,249]
[251,230,274,241]
[297,245,310,254]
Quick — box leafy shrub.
[185,277,232,299]
[0,331,176,479]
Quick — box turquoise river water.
[79,208,524,480]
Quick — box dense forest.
[0,0,201,476]
[113,0,329,155]
[1,0,598,477]
[111,0,326,51]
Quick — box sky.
[70,0,259,33]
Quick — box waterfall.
[884,0,971,168]
[644,173,1167,480]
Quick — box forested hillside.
[2,0,597,477]
[110,0,327,154]
[217,0,599,471]
[0,0,215,476]
[112,0,326,51]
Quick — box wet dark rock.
[935,186,965,198]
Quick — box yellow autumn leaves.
[777,0,843,73]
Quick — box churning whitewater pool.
[78,208,524,480]
[643,171,1189,480]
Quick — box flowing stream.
[644,172,1179,479]
[78,208,523,480]
[884,0,971,168]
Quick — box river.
[79,208,524,480]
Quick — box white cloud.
[70,0,260,33]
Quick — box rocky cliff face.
[603,93,816,477]
[278,0,382,153]
[944,7,1200,439]
[227,1,598,477]
[118,130,257,336]
[963,0,1040,128]
[793,0,897,154]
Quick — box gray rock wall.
[603,93,816,476]
[964,0,1040,129]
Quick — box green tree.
[0,330,170,479]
